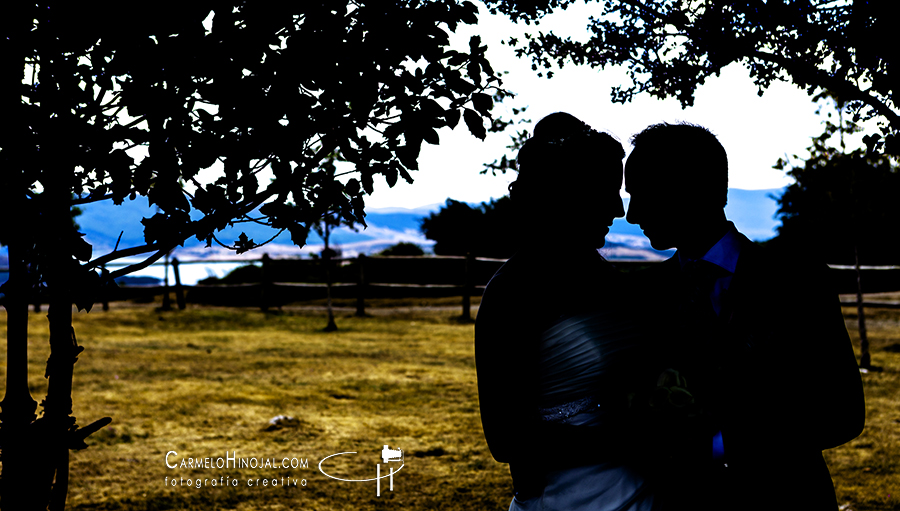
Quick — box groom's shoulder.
[736,234,832,288]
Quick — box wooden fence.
[2,257,899,314]
[102,254,509,319]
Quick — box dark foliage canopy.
[420,197,515,258]
[1,1,504,306]
[483,0,898,155]
[773,131,900,265]
[378,242,426,256]
[2,4,511,503]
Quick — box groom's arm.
[721,261,865,458]
[788,262,865,449]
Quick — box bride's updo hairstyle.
[509,112,625,237]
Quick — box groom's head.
[624,123,728,251]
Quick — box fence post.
[461,252,474,322]
[172,257,186,310]
[356,253,367,317]
[260,253,271,312]
[855,245,870,368]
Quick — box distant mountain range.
[70,200,440,261]
[1,188,782,267]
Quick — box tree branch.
[105,247,173,280]
[750,48,900,129]
[85,243,162,270]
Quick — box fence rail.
[839,301,900,309]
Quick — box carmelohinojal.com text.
[165,451,308,488]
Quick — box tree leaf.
[289,225,309,247]
[468,61,482,87]
[393,160,414,184]
[71,235,93,262]
[234,232,255,254]
[472,93,493,116]
[463,108,486,140]
[383,161,398,187]
[359,163,375,195]
[140,213,169,244]
[444,108,461,129]
[423,128,440,145]
[345,178,360,197]
[396,143,420,170]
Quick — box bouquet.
[626,368,710,471]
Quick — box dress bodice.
[536,308,647,426]
[510,307,661,511]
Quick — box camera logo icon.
[319,444,406,497]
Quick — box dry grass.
[831,305,900,511]
[0,299,897,510]
[4,305,509,510]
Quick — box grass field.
[831,299,900,511]
[0,297,898,510]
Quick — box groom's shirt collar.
[676,221,741,274]
[676,222,742,317]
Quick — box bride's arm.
[474,271,542,463]
[475,272,629,468]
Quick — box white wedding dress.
[509,310,659,511]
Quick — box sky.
[360,2,855,210]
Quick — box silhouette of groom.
[624,122,865,510]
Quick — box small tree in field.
[420,197,516,258]
[311,207,343,333]
[0,2,504,507]
[378,242,426,256]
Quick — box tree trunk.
[324,259,338,332]
[0,243,41,510]
[35,145,84,509]
[42,291,78,511]
[855,244,870,368]
[323,222,337,332]
[1,247,37,421]
[355,254,367,317]
[0,12,40,504]
[172,257,186,310]
[160,252,172,311]
[2,7,108,508]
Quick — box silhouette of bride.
[475,112,661,510]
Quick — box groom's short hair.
[627,122,728,208]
